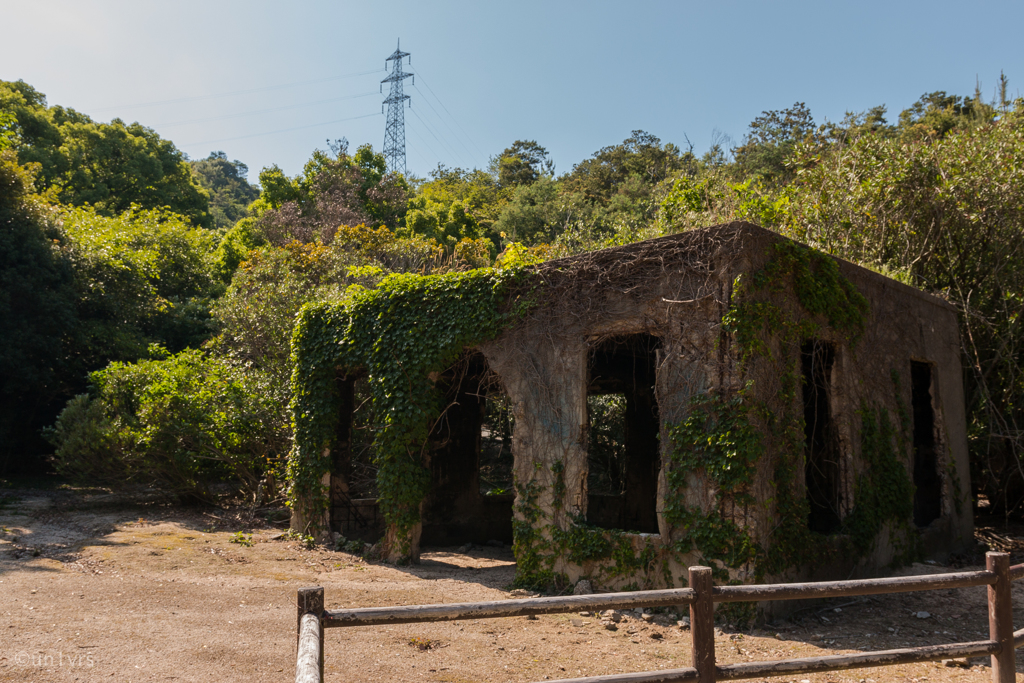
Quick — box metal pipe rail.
[294,552,1024,683]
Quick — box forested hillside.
[3,77,1023,517]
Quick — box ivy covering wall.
[287,266,532,557]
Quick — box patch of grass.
[229,531,253,547]
[284,529,316,549]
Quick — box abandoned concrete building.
[319,221,972,587]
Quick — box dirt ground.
[1,486,1023,683]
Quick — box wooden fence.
[295,551,1024,683]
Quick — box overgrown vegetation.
[288,266,534,558]
[2,74,1021,561]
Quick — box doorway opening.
[328,374,383,542]
[421,353,514,545]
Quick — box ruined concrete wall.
[475,223,971,589]
[837,262,973,563]
[324,222,970,580]
[476,225,750,588]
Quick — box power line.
[411,83,478,167]
[409,106,466,167]
[180,111,381,148]
[151,92,379,128]
[405,137,437,175]
[412,70,487,162]
[405,119,444,169]
[88,68,384,113]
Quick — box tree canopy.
[0,79,213,228]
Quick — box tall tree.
[731,102,816,184]
[0,151,77,473]
[190,152,260,230]
[561,130,691,229]
[897,90,995,139]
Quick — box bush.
[45,394,119,480]
[47,350,287,502]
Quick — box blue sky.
[3,0,1023,182]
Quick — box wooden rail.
[294,552,1024,683]
[323,588,695,627]
[296,587,324,683]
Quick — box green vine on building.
[287,266,533,556]
[663,240,899,581]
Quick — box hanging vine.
[287,266,534,552]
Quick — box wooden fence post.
[987,552,1014,683]
[298,586,325,681]
[689,566,715,683]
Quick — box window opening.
[802,340,842,534]
[479,394,515,496]
[911,360,941,527]
[586,334,661,534]
[587,394,627,496]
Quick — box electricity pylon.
[381,40,413,175]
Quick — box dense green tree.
[0,80,67,178]
[190,152,259,230]
[56,119,212,226]
[404,164,507,246]
[561,130,691,228]
[0,110,17,151]
[241,145,408,250]
[731,102,816,184]
[493,176,576,246]
[494,140,554,187]
[0,79,213,228]
[212,241,361,387]
[60,206,221,370]
[47,350,287,503]
[350,143,409,228]
[563,130,688,201]
[896,90,996,139]
[0,147,220,475]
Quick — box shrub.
[47,350,287,502]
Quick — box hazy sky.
[3,0,1023,181]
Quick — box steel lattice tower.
[381,40,413,175]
